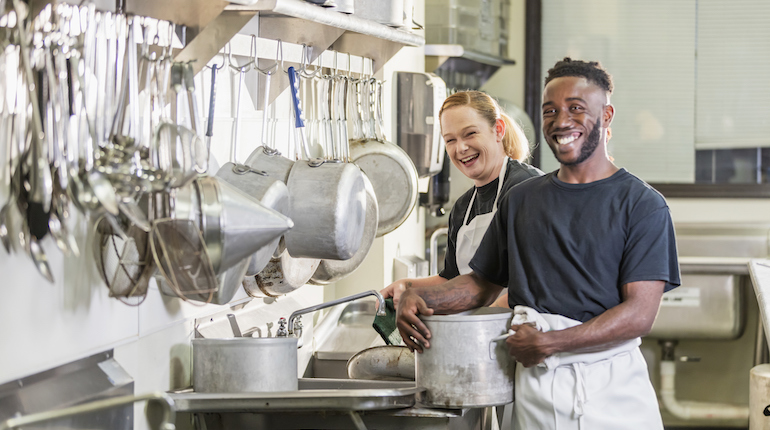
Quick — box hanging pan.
[215,48,290,277]
[310,69,378,284]
[349,68,418,237]
[283,65,366,260]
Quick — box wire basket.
[150,217,218,303]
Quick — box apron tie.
[572,362,587,429]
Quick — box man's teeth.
[556,134,579,145]
[461,154,478,163]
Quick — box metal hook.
[299,45,321,79]
[227,40,249,72]
[251,35,277,75]
[345,52,352,78]
[248,33,258,69]
[276,39,285,73]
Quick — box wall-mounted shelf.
[425,44,515,90]
[175,0,423,77]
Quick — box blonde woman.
[381,91,542,305]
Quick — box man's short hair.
[544,57,613,94]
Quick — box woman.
[381,91,543,306]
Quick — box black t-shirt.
[439,159,543,279]
[470,168,681,323]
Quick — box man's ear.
[603,104,615,128]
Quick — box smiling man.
[396,58,680,429]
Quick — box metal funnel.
[196,176,293,274]
[215,162,290,276]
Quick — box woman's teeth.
[556,133,580,145]
[461,154,479,164]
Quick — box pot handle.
[489,332,511,360]
[288,66,315,163]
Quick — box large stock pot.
[416,307,515,408]
[193,337,298,393]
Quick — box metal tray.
[169,379,424,413]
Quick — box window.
[539,0,770,191]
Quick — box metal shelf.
[425,44,515,90]
[226,0,423,47]
[425,44,515,68]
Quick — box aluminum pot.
[193,337,298,393]
[416,307,515,408]
[309,170,377,284]
[284,67,366,260]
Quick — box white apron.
[456,158,509,275]
[513,313,663,430]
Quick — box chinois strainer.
[150,216,218,304]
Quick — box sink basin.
[304,300,386,378]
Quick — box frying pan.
[349,76,418,237]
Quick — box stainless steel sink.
[304,300,386,379]
[169,378,422,413]
[169,379,486,430]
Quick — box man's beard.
[549,119,602,166]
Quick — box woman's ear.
[495,118,506,141]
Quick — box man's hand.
[380,280,408,307]
[396,289,435,353]
[505,324,554,367]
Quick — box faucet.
[286,290,387,337]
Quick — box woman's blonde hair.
[438,91,530,162]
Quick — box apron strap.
[572,362,587,429]
[461,157,509,226]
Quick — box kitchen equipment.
[153,181,252,304]
[395,71,446,178]
[349,73,418,237]
[192,337,298,393]
[197,175,292,275]
[243,63,319,297]
[215,68,290,277]
[415,307,515,407]
[309,172,377,284]
[347,346,415,381]
[309,73,378,284]
[284,66,366,260]
[420,152,451,216]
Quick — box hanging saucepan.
[349,72,418,237]
[215,60,290,277]
[243,60,320,298]
[284,66,366,260]
[310,72,378,284]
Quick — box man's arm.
[506,280,664,367]
[396,272,504,352]
[380,275,449,307]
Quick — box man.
[396,58,680,429]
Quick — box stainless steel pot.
[193,337,298,393]
[415,307,515,408]
[309,170,377,284]
[284,67,366,260]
